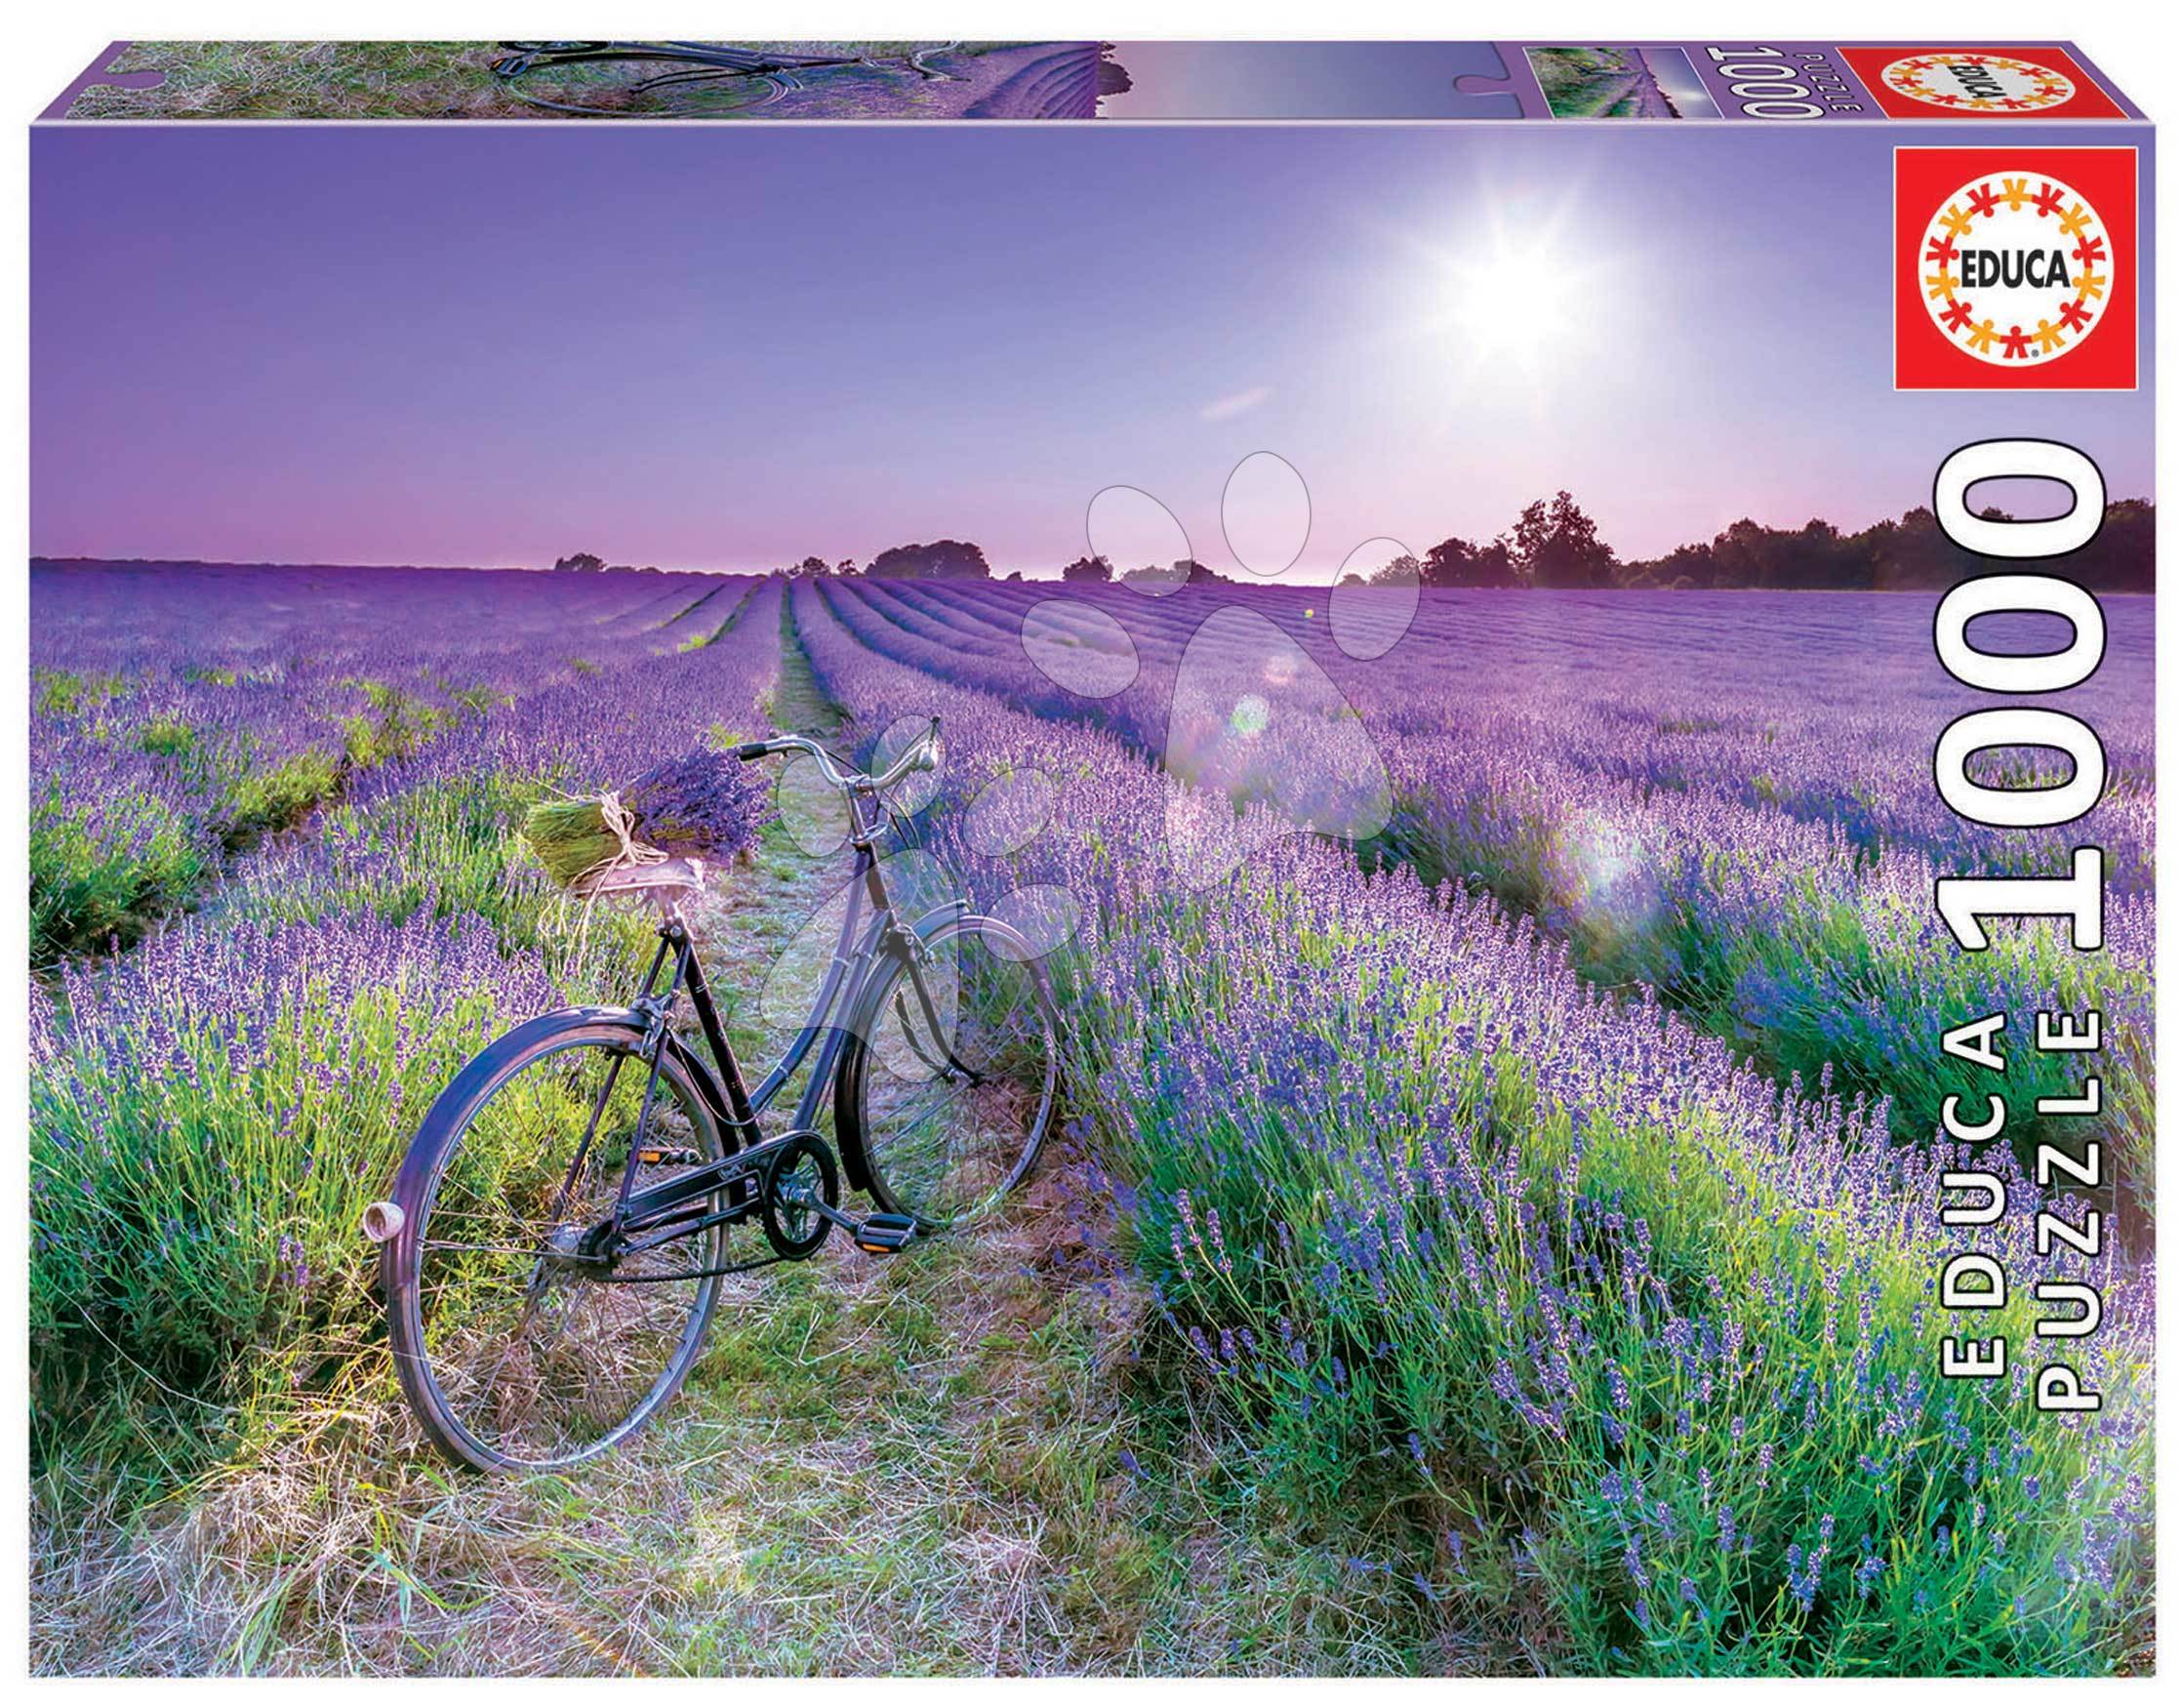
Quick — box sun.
[1441,232,1586,362]
[1402,196,1627,402]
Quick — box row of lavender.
[30,568,783,1431]
[817,575,2154,1181]
[788,574,2152,1674]
[27,563,748,961]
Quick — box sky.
[31,120,2155,577]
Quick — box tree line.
[549,491,2154,591]
[1359,492,2155,592]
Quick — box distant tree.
[1420,535,1475,588]
[795,554,829,577]
[867,539,993,580]
[1472,539,1519,587]
[1005,570,1024,582]
[1633,541,1716,590]
[1513,491,1617,588]
[1120,557,1227,590]
[553,550,606,574]
[1421,534,1519,588]
[1338,572,1365,588]
[835,558,859,577]
[1061,553,1114,584]
[1372,551,1424,587]
[2086,498,2155,592]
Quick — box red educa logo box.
[1896,145,2139,389]
[25,37,2159,1684]
[1838,45,2128,120]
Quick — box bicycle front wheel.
[835,915,1061,1231]
[383,1016,732,1471]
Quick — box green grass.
[29,793,215,963]
[35,668,129,716]
[339,679,458,771]
[70,41,522,120]
[31,956,533,1425]
[135,717,198,759]
[1527,48,1644,119]
[222,748,341,845]
[27,604,1458,1677]
[29,758,659,1480]
[29,738,1444,1676]
[30,1186,1447,1674]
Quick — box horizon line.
[30,489,2159,586]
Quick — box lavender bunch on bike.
[522,747,774,891]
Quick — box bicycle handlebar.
[733,715,941,795]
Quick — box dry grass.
[33,1180,1085,1673]
[29,1162,1442,1675]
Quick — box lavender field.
[28,561,2154,1675]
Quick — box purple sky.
[32,121,2154,577]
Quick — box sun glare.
[1406,196,1631,403]
[1444,234,1585,360]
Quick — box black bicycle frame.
[597,782,964,1251]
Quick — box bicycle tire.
[382,1011,734,1472]
[834,915,1061,1232]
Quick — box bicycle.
[489,41,963,117]
[366,717,1062,1471]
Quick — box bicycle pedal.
[638,1146,701,1167]
[852,1213,919,1254]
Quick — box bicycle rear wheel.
[383,1017,733,1471]
[493,44,797,116]
[835,915,1061,1231]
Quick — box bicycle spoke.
[406,1035,734,1467]
[857,923,1058,1228]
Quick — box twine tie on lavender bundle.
[522,746,770,937]
[543,788,673,942]
[572,790,670,895]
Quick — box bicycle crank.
[759,1132,839,1258]
[756,1133,921,1258]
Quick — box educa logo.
[1920,172,2111,365]
[1895,147,2137,391]
[1881,52,2075,113]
